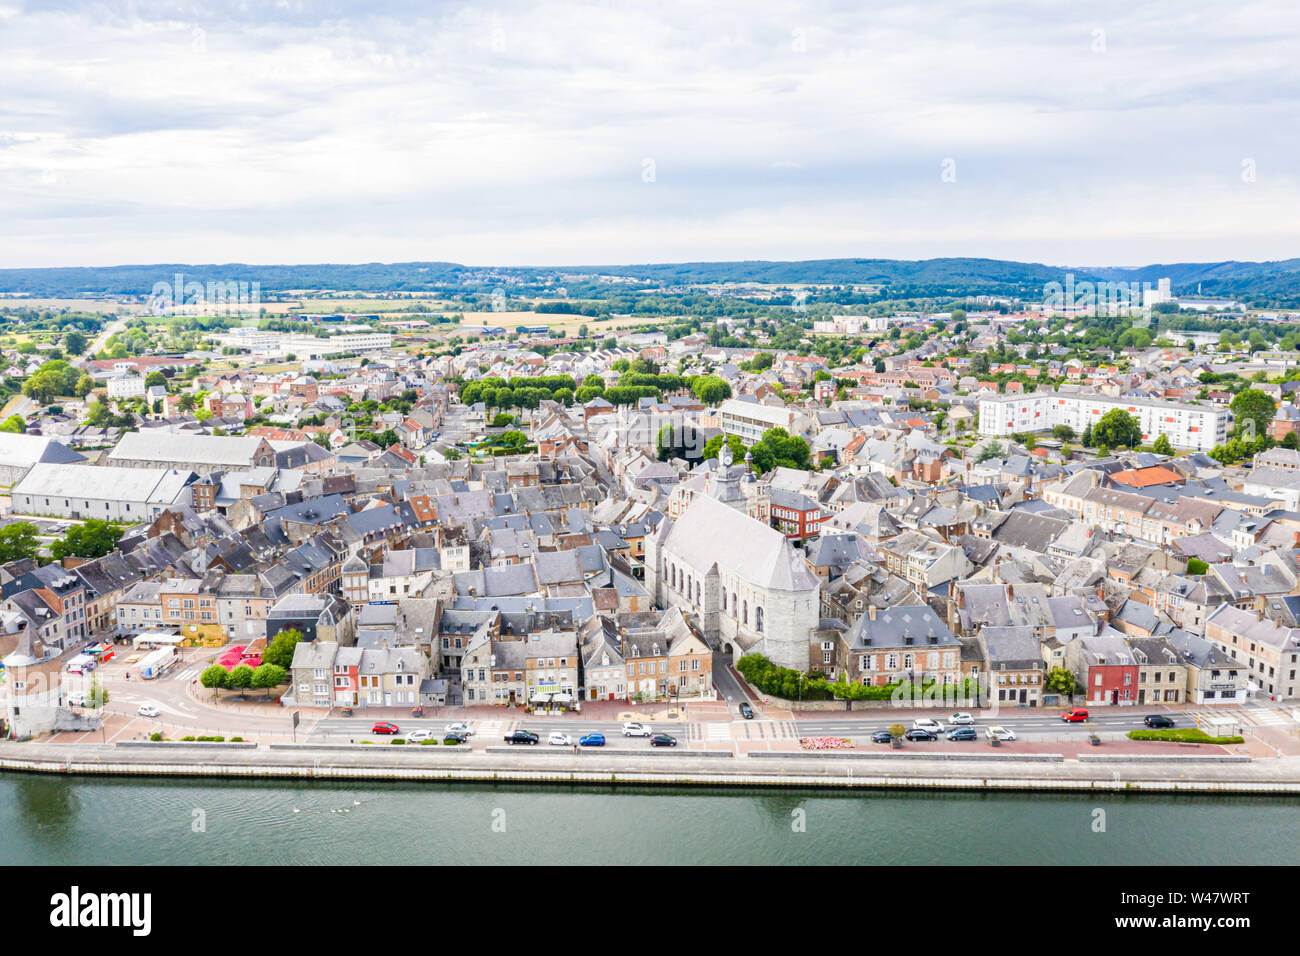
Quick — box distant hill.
[2,256,1299,300]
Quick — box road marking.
[707,722,731,741]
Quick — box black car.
[504,730,539,745]
[739,702,754,719]
[649,733,677,747]
[870,730,894,744]
[1144,715,1175,728]
[443,731,469,745]
[945,726,978,741]
[904,728,938,742]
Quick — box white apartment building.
[718,399,809,443]
[978,392,1229,452]
[107,375,146,400]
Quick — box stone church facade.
[646,447,820,671]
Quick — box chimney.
[1005,583,1014,602]
[867,605,877,621]
[956,589,965,608]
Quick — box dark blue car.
[579,733,606,747]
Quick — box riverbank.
[3,741,1300,795]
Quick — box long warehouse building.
[12,462,196,520]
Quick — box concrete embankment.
[0,742,1295,794]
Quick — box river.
[2,774,1296,865]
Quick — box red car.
[372,722,401,735]
[1061,708,1090,722]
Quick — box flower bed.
[799,736,854,751]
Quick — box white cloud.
[1,0,1299,267]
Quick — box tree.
[745,352,774,372]
[199,665,229,698]
[63,329,87,355]
[701,434,748,466]
[373,429,399,448]
[86,678,109,709]
[1080,423,1094,447]
[1230,388,1276,439]
[1051,424,1075,442]
[50,520,123,560]
[1284,431,1300,450]
[1186,558,1209,575]
[975,440,1005,463]
[500,429,528,447]
[0,522,41,563]
[74,373,95,398]
[22,371,59,405]
[689,374,732,406]
[227,664,256,696]
[251,663,288,699]
[1046,667,1079,703]
[263,628,304,670]
[85,399,111,427]
[1152,434,1174,456]
[145,371,167,388]
[1092,409,1143,449]
[0,414,25,433]
[749,426,811,473]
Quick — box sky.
[1,0,1299,270]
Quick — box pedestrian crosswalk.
[707,722,732,741]
[1186,708,1299,728]
[172,667,199,683]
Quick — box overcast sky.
[1,0,1298,270]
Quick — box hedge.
[1127,729,1245,745]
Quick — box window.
[755,607,764,633]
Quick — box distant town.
[0,261,1297,765]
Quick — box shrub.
[1127,729,1244,745]
[420,739,439,745]
[392,737,407,744]
[443,738,460,745]
[888,723,906,739]
[149,732,163,742]
[230,737,243,742]
[181,735,196,741]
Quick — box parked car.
[372,722,400,735]
[444,731,469,745]
[547,732,574,746]
[946,726,978,741]
[912,718,945,735]
[1144,715,1175,728]
[622,722,652,737]
[904,728,938,741]
[405,729,434,742]
[949,712,975,725]
[985,726,1017,741]
[445,722,474,736]
[649,733,677,747]
[579,733,606,747]
[1061,708,1090,722]
[870,730,894,744]
[137,703,161,718]
[504,730,539,745]
[738,702,754,719]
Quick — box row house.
[1204,604,1300,700]
[838,604,962,687]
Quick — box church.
[645,444,820,671]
